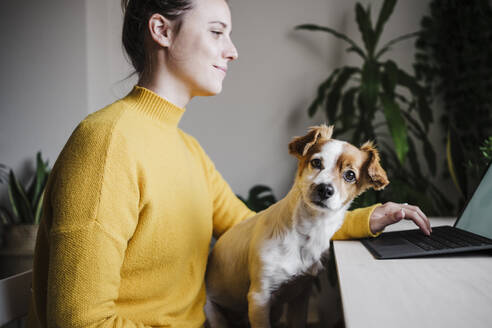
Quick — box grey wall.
[1,0,451,207]
[0,0,87,204]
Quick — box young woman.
[27,0,430,326]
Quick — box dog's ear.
[289,124,334,158]
[361,141,389,190]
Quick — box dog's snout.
[316,183,334,200]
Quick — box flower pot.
[3,224,39,251]
[0,224,39,278]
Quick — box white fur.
[304,140,346,211]
[259,202,348,294]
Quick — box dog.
[205,124,389,328]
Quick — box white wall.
[1,0,450,207]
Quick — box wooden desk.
[333,217,492,328]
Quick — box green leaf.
[295,24,366,59]
[27,152,42,205]
[34,189,45,225]
[395,92,410,104]
[355,3,376,56]
[381,93,408,163]
[352,94,367,146]
[24,152,50,212]
[33,152,48,206]
[345,46,365,58]
[376,32,420,59]
[375,0,397,44]
[307,69,341,117]
[8,170,34,224]
[326,67,359,123]
[26,175,36,206]
[341,87,359,130]
[381,60,398,95]
[360,60,380,118]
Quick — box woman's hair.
[121,0,195,76]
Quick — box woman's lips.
[213,65,227,74]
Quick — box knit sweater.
[27,86,380,327]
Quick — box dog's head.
[288,124,389,212]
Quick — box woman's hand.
[370,202,432,236]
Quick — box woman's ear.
[148,13,174,48]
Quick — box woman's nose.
[224,39,238,61]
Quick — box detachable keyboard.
[399,226,492,251]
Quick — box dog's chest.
[261,219,340,285]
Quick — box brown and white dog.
[205,124,389,327]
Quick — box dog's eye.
[343,170,356,183]
[310,158,322,169]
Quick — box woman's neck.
[137,67,192,109]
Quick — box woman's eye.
[310,158,322,169]
[211,31,223,36]
[343,170,356,183]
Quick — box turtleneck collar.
[124,86,185,127]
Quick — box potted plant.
[414,0,492,207]
[294,0,452,216]
[0,152,50,276]
[238,185,277,212]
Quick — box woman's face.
[167,0,238,97]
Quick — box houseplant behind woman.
[27,0,430,326]
[0,153,50,278]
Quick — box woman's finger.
[402,204,431,233]
[401,207,431,235]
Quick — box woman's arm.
[368,202,431,235]
[332,204,382,240]
[332,202,431,240]
[40,122,150,327]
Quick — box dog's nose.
[316,183,334,200]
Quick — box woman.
[27,0,431,326]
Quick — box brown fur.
[360,141,389,190]
[335,144,368,205]
[289,124,333,177]
[288,124,333,158]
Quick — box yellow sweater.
[27,86,380,327]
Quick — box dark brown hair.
[121,0,195,76]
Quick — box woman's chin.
[196,85,222,97]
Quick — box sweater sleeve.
[44,121,150,328]
[181,133,256,238]
[332,203,382,240]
